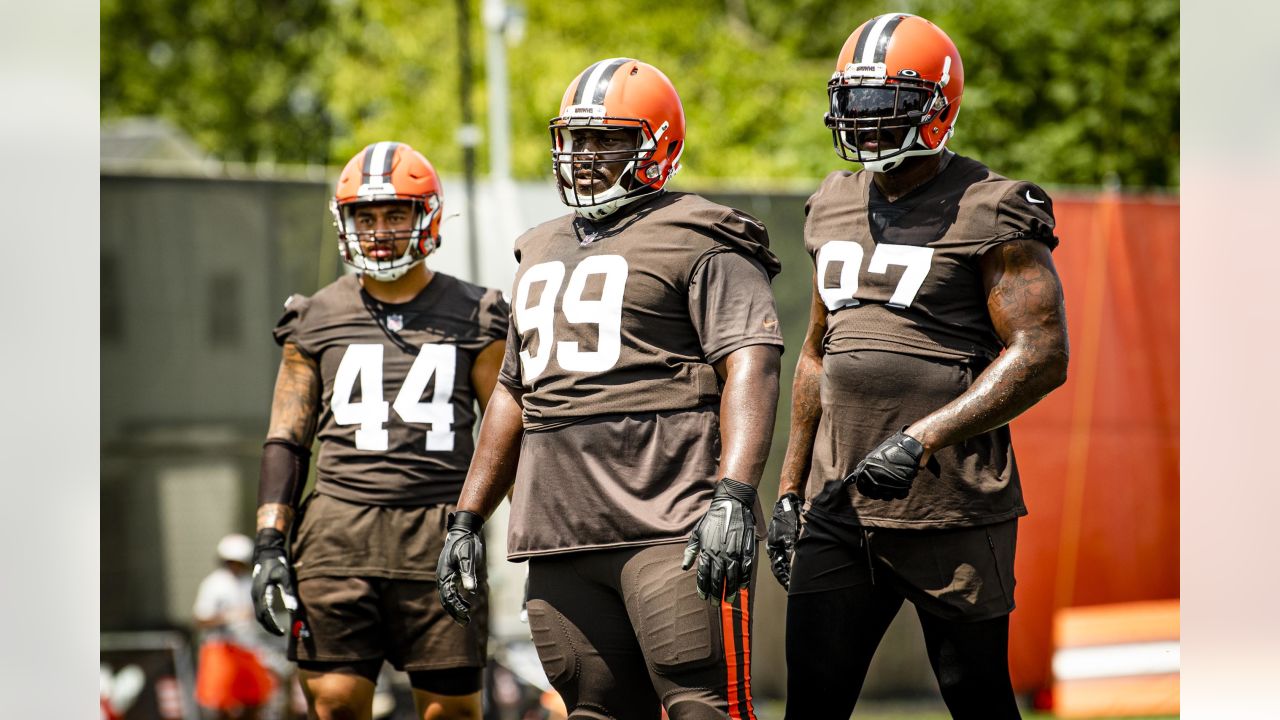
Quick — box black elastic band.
[449,510,485,532]
[257,438,311,507]
[715,478,758,505]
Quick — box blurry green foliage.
[101,0,335,164]
[101,0,1178,188]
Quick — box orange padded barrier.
[1052,600,1179,717]
[1006,192,1180,694]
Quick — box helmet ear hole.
[938,103,952,122]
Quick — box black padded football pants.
[783,582,1020,720]
[526,542,757,720]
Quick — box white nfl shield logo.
[386,313,404,332]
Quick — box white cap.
[216,533,254,564]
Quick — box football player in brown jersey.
[250,141,509,720]
[767,14,1070,719]
[437,58,784,720]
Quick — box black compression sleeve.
[257,439,311,507]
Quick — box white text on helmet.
[844,63,888,82]
[566,104,607,117]
[357,182,399,198]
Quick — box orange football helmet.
[825,14,964,172]
[330,141,443,281]
[550,58,685,220]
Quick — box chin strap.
[572,190,655,221]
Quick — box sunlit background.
[96,1,1180,718]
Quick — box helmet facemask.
[332,197,441,282]
[550,114,676,221]
[825,60,956,173]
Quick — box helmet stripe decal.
[363,141,399,184]
[572,60,607,104]
[858,13,909,64]
[574,57,630,105]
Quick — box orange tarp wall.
[1007,193,1180,692]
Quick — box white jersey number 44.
[331,343,457,452]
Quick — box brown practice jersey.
[275,272,508,506]
[499,192,783,559]
[802,154,1058,528]
[805,154,1058,362]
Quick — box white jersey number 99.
[513,255,629,381]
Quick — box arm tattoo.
[266,343,321,446]
[907,240,1069,455]
[256,503,294,533]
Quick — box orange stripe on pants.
[721,588,756,720]
[721,592,740,718]
[738,588,756,720]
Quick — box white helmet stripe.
[859,14,908,64]
[578,58,629,106]
[365,141,397,184]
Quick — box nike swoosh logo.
[1025,190,1045,204]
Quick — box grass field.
[750,699,1178,719]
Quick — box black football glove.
[765,492,803,590]
[437,511,486,626]
[682,478,757,602]
[251,528,298,636]
[847,431,930,501]
[519,569,530,624]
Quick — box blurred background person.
[194,533,279,720]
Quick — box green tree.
[320,0,474,174]
[102,0,1179,188]
[905,0,1179,188]
[101,0,335,164]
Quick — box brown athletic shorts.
[286,494,488,672]
[525,542,756,720]
[788,512,1017,622]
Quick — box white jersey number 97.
[816,241,934,310]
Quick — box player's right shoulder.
[275,275,360,348]
[513,213,576,260]
[807,169,862,209]
[308,273,360,304]
[289,274,362,316]
[806,169,865,221]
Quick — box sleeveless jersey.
[804,154,1058,361]
[802,155,1057,528]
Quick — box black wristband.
[448,510,485,532]
[714,478,758,505]
[255,527,287,550]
